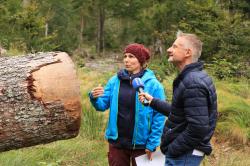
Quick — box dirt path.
[83,56,123,73]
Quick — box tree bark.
[45,22,48,37]
[96,4,105,56]
[0,52,81,152]
[79,14,84,49]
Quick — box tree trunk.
[0,52,81,152]
[77,13,86,57]
[79,14,84,49]
[229,0,234,14]
[96,4,105,56]
[45,22,48,37]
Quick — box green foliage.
[206,58,240,79]
[81,106,105,140]
[218,108,250,144]
[0,0,249,74]
[215,80,250,144]
[0,1,58,52]
[206,57,250,80]
[149,55,176,82]
[103,19,120,49]
[37,0,79,52]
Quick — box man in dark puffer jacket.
[139,31,217,166]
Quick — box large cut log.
[0,52,82,152]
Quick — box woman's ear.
[142,63,148,69]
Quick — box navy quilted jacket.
[150,61,217,157]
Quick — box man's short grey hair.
[176,30,203,62]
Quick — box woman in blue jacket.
[89,43,166,166]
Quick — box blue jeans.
[165,151,204,166]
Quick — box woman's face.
[123,53,142,74]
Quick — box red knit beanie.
[124,43,150,65]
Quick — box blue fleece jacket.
[89,69,166,151]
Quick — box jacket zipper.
[133,92,139,149]
[115,81,120,139]
[129,75,137,149]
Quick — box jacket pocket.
[137,111,150,143]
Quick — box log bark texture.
[0,52,81,152]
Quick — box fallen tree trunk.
[0,52,82,152]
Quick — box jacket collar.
[117,68,156,83]
[174,61,204,83]
[117,69,145,81]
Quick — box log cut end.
[31,52,82,134]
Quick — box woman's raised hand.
[91,84,104,98]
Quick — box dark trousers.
[108,143,146,166]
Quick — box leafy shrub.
[149,55,176,82]
[206,58,240,80]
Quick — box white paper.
[135,151,165,166]
[192,149,204,156]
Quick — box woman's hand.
[145,149,153,161]
[91,84,104,98]
[138,92,153,104]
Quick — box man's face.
[167,37,189,64]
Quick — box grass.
[202,144,250,166]
[215,80,250,144]
[0,137,108,166]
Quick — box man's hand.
[139,92,153,105]
[91,84,104,98]
[145,149,153,161]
